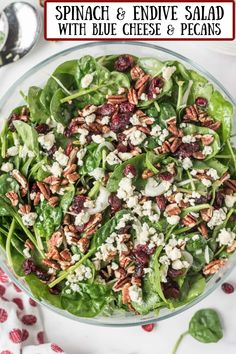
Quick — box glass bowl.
[0,41,236,327]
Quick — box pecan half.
[83,213,102,237]
[48,231,63,249]
[130,65,145,80]
[119,255,132,269]
[68,147,79,165]
[203,258,227,275]
[198,223,208,238]
[34,192,41,206]
[36,182,51,200]
[136,110,154,125]
[201,134,214,146]
[77,237,90,254]
[60,249,72,262]
[165,203,181,216]
[42,259,60,270]
[128,88,138,105]
[5,191,18,206]
[227,240,236,253]
[48,196,60,207]
[169,137,182,153]
[67,172,80,184]
[81,105,97,117]
[183,104,199,122]
[224,179,236,192]
[12,169,28,192]
[107,95,127,104]
[113,276,130,291]
[43,176,61,185]
[131,276,142,286]
[19,204,31,214]
[200,207,213,222]
[63,164,77,177]
[182,214,197,228]
[192,151,205,160]
[122,282,131,304]
[135,74,150,90]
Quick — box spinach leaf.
[28,86,49,123]
[138,57,164,76]
[34,201,62,240]
[50,89,73,124]
[187,70,213,104]
[146,151,160,174]
[159,102,176,126]
[60,185,75,213]
[179,274,206,304]
[189,309,223,343]
[79,143,104,175]
[193,159,228,177]
[106,154,147,192]
[25,274,62,308]
[13,120,39,154]
[171,309,223,354]
[61,283,113,317]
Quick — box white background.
[46,2,234,39]
[1,1,236,353]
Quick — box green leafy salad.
[0,53,235,318]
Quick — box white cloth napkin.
[0,268,67,354]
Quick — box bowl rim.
[0,40,236,327]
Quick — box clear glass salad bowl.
[0,41,235,326]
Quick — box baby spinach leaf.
[50,89,74,124]
[61,282,113,318]
[146,151,160,174]
[28,86,49,123]
[60,185,75,213]
[138,57,164,76]
[106,154,147,192]
[179,274,206,304]
[208,90,234,142]
[187,70,213,104]
[189,309,223,343]
[193,159,228,177]
[159,102,176,126]
[25,274,62,308]
[13,120,39,154]
[0,174,19,196]
[34,201,62,240]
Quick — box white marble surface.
[1,1,236,353]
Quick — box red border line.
[44,0,235,41]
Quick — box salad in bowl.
[0,50,235,320]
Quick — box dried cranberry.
[114,55,133,72]
[147,77,164,99]
[134,265,144,278]
[117,225,131,234]
[35,123,50,134]
[110,113,130,133]
[64,121,77,137]
[175,142,199,158]
[135,244,155,256]
[108,193,122,214]
[120,102,135,113]
[134,250,149,266]
[213,191,224,209]
[195,97,208,108]
[167,268,184,278]
[35,269,51,282]
[49,286,61,295]
[117,143,128,153]
[195,195,209,205]
[142,323,155,332]
[156,195,166,211]
[221,282,234,294]
[8,112,20,131]
[64,127,72,138]
[31,183,39,193]
[117,133,127,142]
[48,144,58,157]
[97,103,115,116]
[22,259,36,275]
[123,164,137,177]
[71,195,86,214]
[159,171,173,181]
[163,282,180,299]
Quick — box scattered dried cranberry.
[108,193,122,214]
[114,55,133,72]
[35,123,50,134]
[71,195,86,214]
[123,164,137,177]
[22,259,36,275]
[35,269,51,282]
[136,244,155,256]
[49,286,61,295]
[147,77,164,99]
[120,102,135,113]
[8,112,20,131]
[167,268,184,278]
[221,282,234,294]
[97,103,115,116]
[134,250,149,266]
[163,285,180,299]
[134,264,144,278]
[117,143,128,153]
[195,195,209,205]
[110,113,130,133]
[213,190,224,209]
[159,171,173,181]
[175,142,199,158]
[142,323,155,332]
[195,97,208,108]
[156,195,166,211]
[48,144,58,157]
[117,133,127,142]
